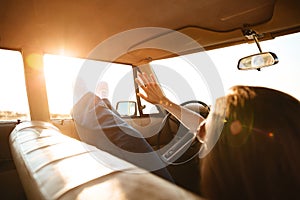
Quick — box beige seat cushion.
[9,121,204,200]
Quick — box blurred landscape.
[0,111,71,121]
[0,111,28,121]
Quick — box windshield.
[207,32,300,99]
[151,32,300,105]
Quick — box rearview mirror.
[238,52,279,70]
[116,101,137,116]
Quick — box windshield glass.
[151,32,300,104]
[207,32,300,99]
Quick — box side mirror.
[238,52,279,70]
[116,101,137,117]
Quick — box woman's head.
[200,86,300,199]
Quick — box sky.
[0,32,299,116]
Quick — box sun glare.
[44,54,83,116]
[43,54,134,118]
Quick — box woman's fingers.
[149,74,156,83]
[138,72,156,86]
[135,73,164,104]
[135,78,144,89]
[138,73,149,86]
[136,92,147,100]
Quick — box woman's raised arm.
[135,73,205,133]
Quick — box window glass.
[99,64,136,113]
[207,32,300,100]
[151,56,213,105]
[44,54,82,119]
[150,32,300,107]
[44,54,135,119]
[135,65,160,115]
[0,49,30,121]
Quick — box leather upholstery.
[9,121,204,200]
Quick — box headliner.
[0,0,299,65]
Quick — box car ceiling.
[0,0,299,66]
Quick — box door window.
[0,49,30,121]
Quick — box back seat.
[9,121,204,200]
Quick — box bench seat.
[9,121,203,200]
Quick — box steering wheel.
[179,100,210,118]
[166,100,210,131]
[181,100,210,109]
[157,100,210,163]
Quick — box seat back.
[9,121,204,200]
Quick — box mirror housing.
[238,52,279,70]
[116,101,137,117]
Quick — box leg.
[72,92,174,182]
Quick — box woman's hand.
[135,73,168,105]
[135,72,205,134]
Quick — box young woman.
[136,73,300,199]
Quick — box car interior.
[0,0,299,199]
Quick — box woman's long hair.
[200,86,300,200]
